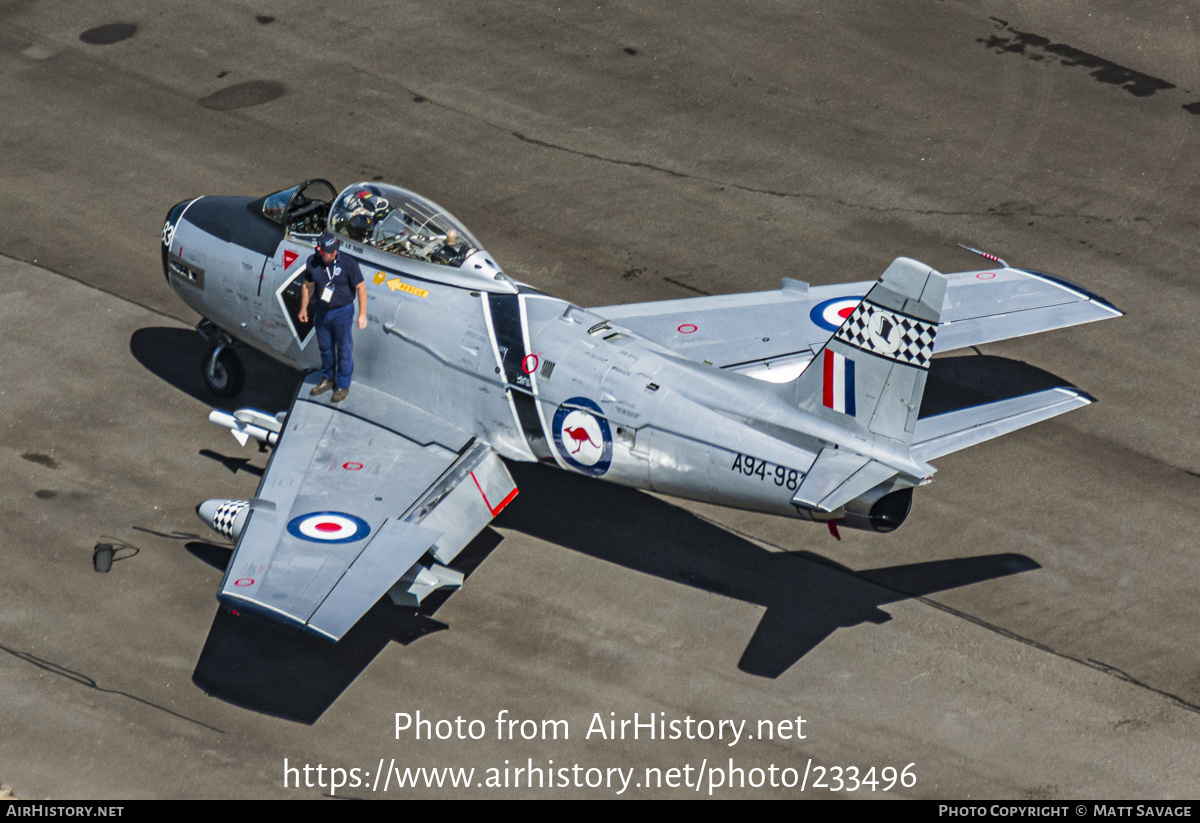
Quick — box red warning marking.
[234,578,255,587]
[283,250,299,269]
[976,272,997,280]
[315,522,341,532]
[677,323,698,334]
[471,471,519,516]
[342,461,363,471]
[522,353,539,374]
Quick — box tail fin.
[793,257,946,444]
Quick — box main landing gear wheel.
[202,343,245,397]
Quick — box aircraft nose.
[161,199,191,283]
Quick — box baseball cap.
[317,232,340,253]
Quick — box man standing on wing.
[298,231,367,402]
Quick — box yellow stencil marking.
[372,271,387,285]
[386,278,429,298]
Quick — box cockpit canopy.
[329,183,486,269]
[261,179,337,239]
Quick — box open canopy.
[328,182,486,269]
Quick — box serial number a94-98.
[731,453,799,490]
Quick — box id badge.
[320,286,334,303]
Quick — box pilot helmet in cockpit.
[342,188,390,241]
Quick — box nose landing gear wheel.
[203,343,245,397]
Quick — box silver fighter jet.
[162,180,1121,644]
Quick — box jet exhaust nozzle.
[794,486,914,534]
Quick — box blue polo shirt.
[305,251,364,311]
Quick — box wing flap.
[411,442,518,566]
[305,519,441,640]
[911,387,1094,462]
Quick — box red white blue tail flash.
[822,350,856,415]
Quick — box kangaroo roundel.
[552,397,613,476]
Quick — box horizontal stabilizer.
[793,448,898,513]
[911,387,1094,462]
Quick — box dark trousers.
[314,303,354,389]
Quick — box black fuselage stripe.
[487,294,553,460]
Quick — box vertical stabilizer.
[793,257,945,444]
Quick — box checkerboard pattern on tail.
[835,303,937,369]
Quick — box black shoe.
[332,387,349,402]
[310,379,334,396]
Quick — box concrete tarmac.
[1,0,1198,799]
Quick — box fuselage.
[163,183,918,532]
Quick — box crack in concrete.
[0,639,225,733]
[508,132,1130,225]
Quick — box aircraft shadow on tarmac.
[133,334,1056,723]
[129,326,301,413]
[920,352,1075,417]
[496,462,1039,680]
[187,473,1038,724]
[188,529,503,725]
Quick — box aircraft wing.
[593,267,1120,378]
[217,373,517,641]
[593,279,844,381]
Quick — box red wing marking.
[471,471,519,516]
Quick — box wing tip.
[1066,387,1098,405]
[217,592,309,633]
[1018,268,1124,316]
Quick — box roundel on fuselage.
[551,397,613,476]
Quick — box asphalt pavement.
[0,1,1197,798]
